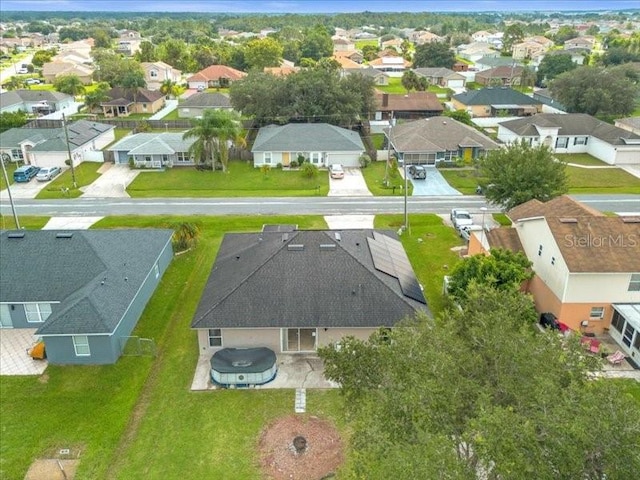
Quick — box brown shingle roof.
[486,228,524,253]
[508,196,640,273]
[375,92,443,113]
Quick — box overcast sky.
[2,0,638,13]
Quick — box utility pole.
[62,113,77,188]
[0,154,20,229]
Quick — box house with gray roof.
[0,89,74,114]
[252,123,366,168]
[108,132,196,168]
[191,228,428,355]
[385,116,500,165]
[342,66,389,85]
[497,113,640,165]
[0,120,115,168]
[0,229,173,365]
[451,87,542,118]
[177,92,233,118]
[413,67,466,89]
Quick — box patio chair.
[589,339,601,354]
[606,351,625,366]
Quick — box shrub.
[301,163,318,178]
[260,164,271,176]
[276,162,283,169]
[359,153,372,168]
[290,160,299,168]
[297,154,306,165]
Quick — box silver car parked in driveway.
[36,166,62,181]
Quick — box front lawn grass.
[0,161,18,191]
[0,215,50,230]
[556,153,609,166]
[375,214,462,315]
[438,168,485,195]
[567,166,640,194]
[360,161,413,196]
[492,213,512,226]
[127,162,330,197]
[36,162,102,199]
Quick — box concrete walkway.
[149,99,178,120]
[42,216,104,230]
[328,167,372,196]
[80,163,139,198]
[621,164,640,180]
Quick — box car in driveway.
[408,165,426,180]
[13,165,40,182]
[25,78,41,85]
[459,224,484,242]
[450,209,473,230]
[329,164,345,179]
[36,166,62,181]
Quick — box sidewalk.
[149,99,178,120]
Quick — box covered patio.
[0,329,48,375]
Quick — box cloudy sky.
[2,0,638,12]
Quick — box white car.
[17,68,28,74]
[459,224,484,241]
[450,209,473,230]
[36,166,62,182]
[329,164,344,179]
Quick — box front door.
[0,304,13,328]
[282,152,290,167]
[282,328,316,352]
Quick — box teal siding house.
[0,229,173,365]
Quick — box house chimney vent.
[287,244,304,251]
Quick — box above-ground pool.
[210,347,278,387]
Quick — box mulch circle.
[258,414,344,480]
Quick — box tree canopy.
[536,53,576,86]
[319,285,640,479]
[53,74,85,96]
[244,37,283,71]
[479,140,568,210]
[549,66,639,116]
[412,42,456,69]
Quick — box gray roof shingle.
[180,92,232,108]
[453,88,540,106]
[191,229,428,330]
[108,132,195,153]
[251,123,365,153]
[0,229,173,335]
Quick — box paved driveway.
[0,175,52,200]
[80,163,140,198]
[328,167,372,196]
[403,166,462,196]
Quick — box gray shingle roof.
[0,127,60,148]
[191,229,428,330]
[251,123,365,153]
[108,132,195,154]
[387,116,500,153]
[0,89,73,107]
[0,229,173,335]
[180,92,232,108]
[0,120,112,152]
[498,113,640,145]
[453,88,541,106]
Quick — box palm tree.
[53,74,86,97]
[83,82,111,114]
[183,109,245,172]
[160,79,177,99]
[172,222,200,252]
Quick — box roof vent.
[287,244,304,251]
[558,218,578,223]
[320,244,336,251]
[622,217,640,223]
[56,232,73,238]
[334,232,342,242]
[282,233,289,242]
[7,232,25,239]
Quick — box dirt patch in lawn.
[24,459,80,480]
[258,415,344,480]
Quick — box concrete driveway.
[0,175,52,200]
[328,167,372,196]
[80,163,140,198]
[403,166,463,196]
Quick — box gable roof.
[191,229,428,330]
[507,196,640,273]
[375,92,443,112]
[1,89,72,107]
[251,123,365,153]
[0,229,173,335]
[453,88,541,106]
[344,66,388,78]
[475,65,525,80]
[42,61,94,77]
[179,92,232,108]
[187,65,247,82]
[0,120,113,151]
[386,116,499,153]
[108,132,195,154]
[499,113,640,146]
[103,87,165,105]
[413,67,464,80]
[485,228,524,253]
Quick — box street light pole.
[480,206,487,249]
[62,113,77,189]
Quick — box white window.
[590,307,605,319]
[11,148,24,161]
[24,303,52,323]
[555,137,569,148]
[574,136,588,145]
[208,328,222,347]
[629,274,640,292]
[264,152,272,164]
[154,264,159,279]
[73,335,90,356]
[311,152,320,164]
[176,152,190,163]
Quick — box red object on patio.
[581,336,601,354]
[558,322,569,333]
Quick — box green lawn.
[371,133,385,150]
[0,215,50,230]
[438,168,484,195]
[127,162,330,197]
[355,39,378,49]
[360,161,413,196]
[492,213,512,226]
[36,162,102,199]
[375,77,451,96]
[0,161,18,191]
[159,109,180,120]
[567,166,640,194]
[556,153,609,166]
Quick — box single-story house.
[615,117,640,136]
[101,87,166,117]
[177,92,233,118]
[385,116,500,165]
[42,61,94,85]
[451,88,542,118]
[367,56,411,77]
[108,132,196,168]
[475,66,525,86]
[497,113,640,165]
[342,66,389,85]
[251,123,366,168]
[0,229,174,365]
[186,65,247,90]
[0,120,115,168]
[191,228,428,355]
[413,67,466,89]
[141,61,182,91]
[456,42,500,63]
[374,92,444,121]
[0,89,75,114]
[473,56,523,72]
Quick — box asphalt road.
[1,194,639,218]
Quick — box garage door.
[615,149,640,165]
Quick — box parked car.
[36,166,62,182]
[197,85,205,92]
[408,165,426,180]
[329,164,345,179]
[13,165,40,182]
[17,68,28,74]
[450,209,473,230]
[459,224,484,241]
[25,78,41,85]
